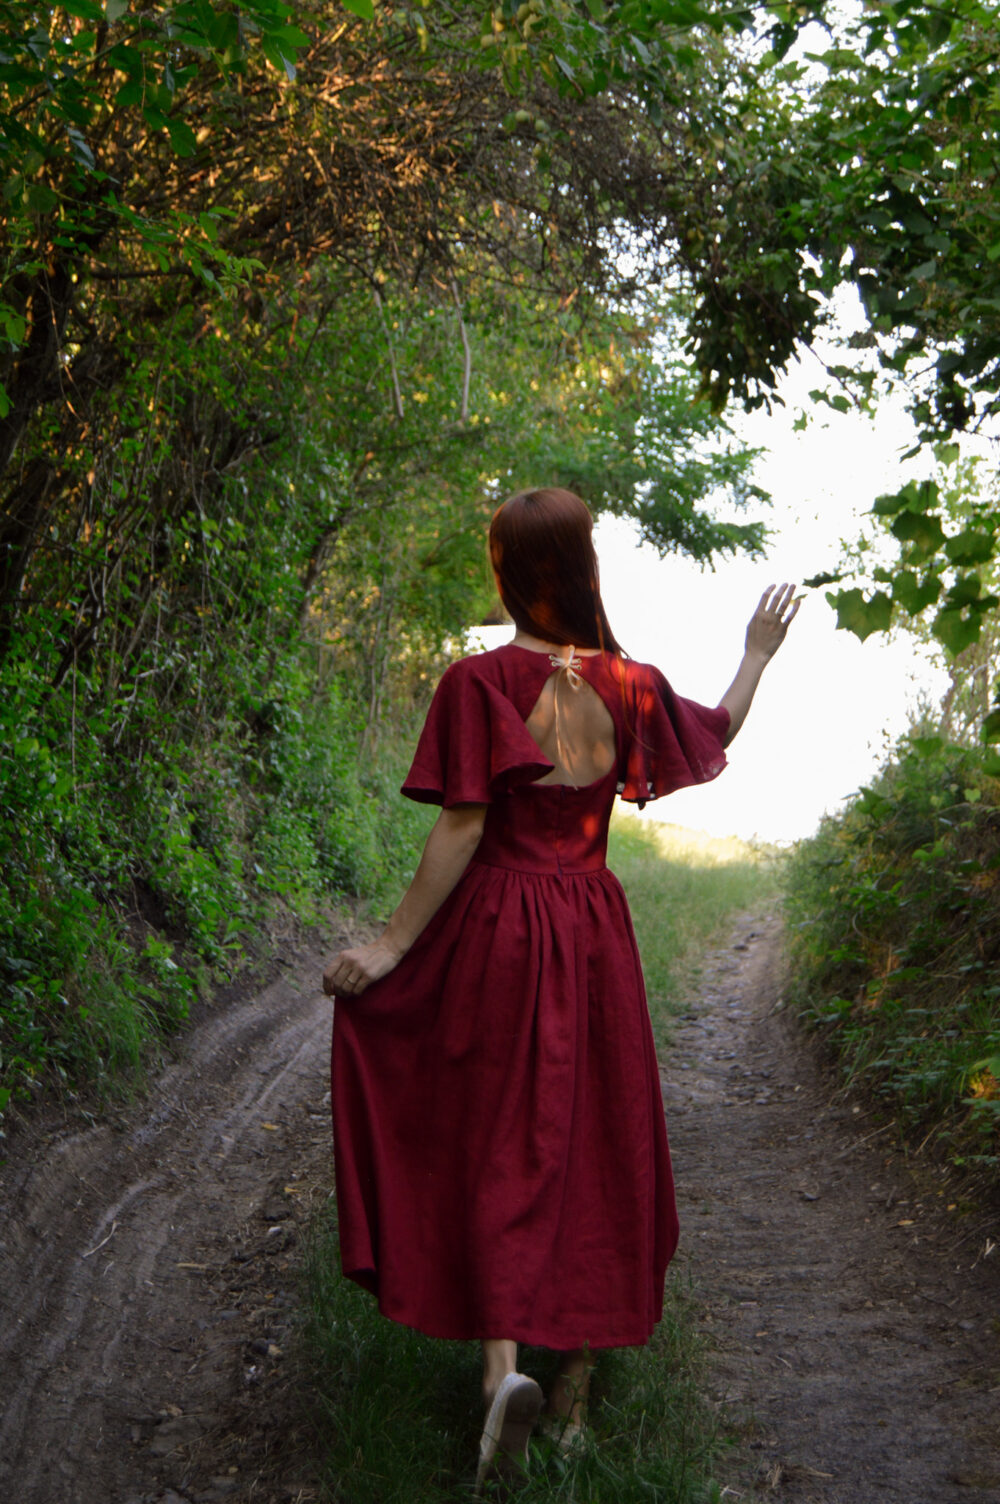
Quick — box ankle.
[481,1340,518,1404]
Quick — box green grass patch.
[608,809,783,1050]
[301,1200,729,1504]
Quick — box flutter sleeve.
[401,659,554,807]
[619,661,730,809]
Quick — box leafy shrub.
[785,733,1000,1169]
[0,633,433,1122]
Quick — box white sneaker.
[475,1372,544,1493]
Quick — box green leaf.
[892,569,941,614]
[115,79,144,108]
[943,529,994,566]
[275,26,311,49]
[890,510,946,558]
[908,735,943,758]
[341,0,375,18]
[933,607,980,656]
[105,0,128,20]
[67,129,95,171]
[829,587,893,641]
[971,1054,1000,1076]
[25,183,59,213]
[945,573,983,608]
[261,38,296,80]
[871,487,916,517]
[982,710,1000,746]
[167,119,197,156]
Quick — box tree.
[653,0,1000,716]
[1,0,770,707]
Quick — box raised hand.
[744,583,801,662]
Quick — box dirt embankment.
[1,912,998,1504]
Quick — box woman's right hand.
[323,939,402,999]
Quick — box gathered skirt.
[331,855,679,1350]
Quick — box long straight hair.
[488,488,624,655]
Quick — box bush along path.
[1,909,999,1503]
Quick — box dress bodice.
[474,767,618,875]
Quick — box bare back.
[524,666,617,788]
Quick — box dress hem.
[342,1266,661,1351]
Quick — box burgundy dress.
[331,643,728,1350]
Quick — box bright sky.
[595,332,952,845]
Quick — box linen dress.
[331,643,729,1350]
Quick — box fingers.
[322,949,373,999]
[758,582,801,621]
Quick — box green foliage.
[814,453,1000,737]
[785,734,1000,1170]
[0,629,428,1118]
[670,0,1000,692]
[677,1,1000,432]
[300,1198,729,1503]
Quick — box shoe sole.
[475,1375,544,1494]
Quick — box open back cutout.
[524,669,617,788]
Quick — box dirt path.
[1,911,998,1504]
[0,933,344,1504]
[667,913,1000,1503]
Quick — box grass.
[608,809,783,1051]
[301,1201,727,1504]
[299,814,782,1501]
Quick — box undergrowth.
[785,732,1000,1174]
[0,640,431,1123]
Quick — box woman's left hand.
[744,582,801,662]
[323,940,402,999]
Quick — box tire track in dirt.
[0,934,345,1504]
[666,913,1000,1504]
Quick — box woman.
[323,487,798,1490]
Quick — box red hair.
[488,488,624,655]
